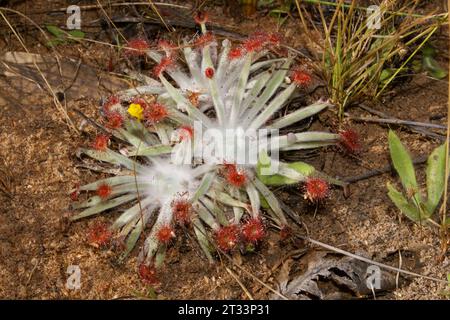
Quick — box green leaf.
[206,190,248,209]
[119,218,144,261]
[388,130,419,200]
[127,144,172,157]
[257,150,331,186]
[257,160,314,186]
[257,170,296,185]
[253,177,287,225]
[422,46,447,80]
[201,197,228,226]
[445,217,450,227]
[154,246,166,268]
[256,150,288,184]
[426,144,446,214]
[387,182,422,222]
[46,38,65,47]
[423,56,447,79]
[192,217,214,263]
[260,194,270,209]
[379,69,393,82]
[68,30,85,39]
[230,53,252,124]
[276,131,339,150]
[243,58,292,124]
[191,172,215,202]
[257,156,346,187]
[270,9,289,15]
[249,83,296,130]
[70,194,137,220]
[196,203,219,229]
[268,102,331,129]
[112,198,154,230]
[241,72,271,111]
[288,162,315,176]
[117,125,148,149]
[77,148,146,173]
[46,25,65,38]
[245,181,261,216]
[159,75,213,127]
[78,175,135,191]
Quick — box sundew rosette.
[70,12,358,281]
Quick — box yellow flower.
[128,103,144,120]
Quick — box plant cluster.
[70,13,357,282]
[387,130,448,226]
[296,0,447,117]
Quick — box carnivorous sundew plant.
[70,13,357,280]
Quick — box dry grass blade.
[0,158,13,198]
[348,116,447,130]
[95,0,127,42]
[225,267,254,300]
[219,250,289,300]
[0,8,78,133]
[279,201,447,284]
[299,0,448,20]
[32,2,190,14]
[303,236,447,284]
[189,206,288,300]
[192,217,289,300]
[295,0,447,118]
[145,0,174,32]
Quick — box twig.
[357,104,392,118]
[396,250,402,290]
[35,2,190,14]
[343,155,428,183]
[62,58,82,94]
[279,199,447,284]
[146,0,174,32]
[103,17,244,40]
[73,109,109,134]
[26,258,40,285]
[279,201,308,234]
[356,104,446,141]
[96,0,127,43]
[303,236,447,284]
[220,251,288,300]
[349,116,447,130]
[225,267,254,300]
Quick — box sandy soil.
[0,0,448,299]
